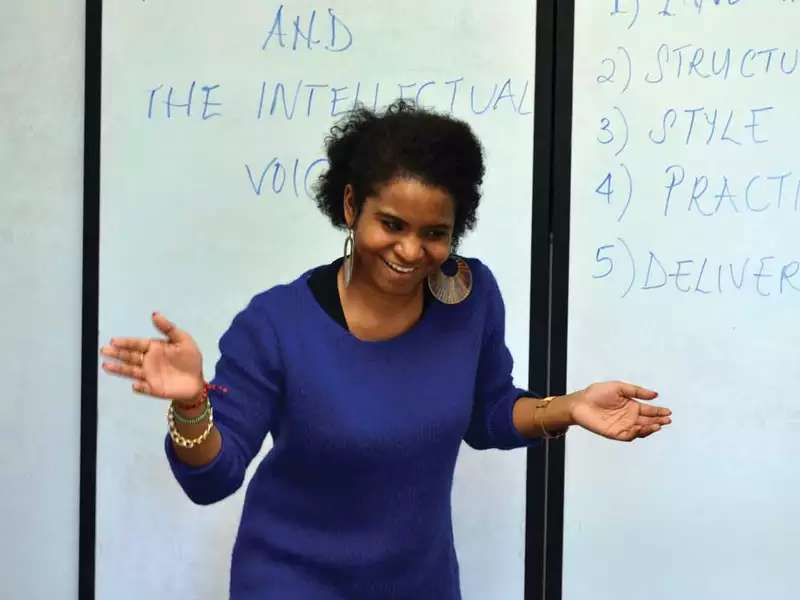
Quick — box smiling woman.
[99,100,672,600]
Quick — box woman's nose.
[395,237,423,263]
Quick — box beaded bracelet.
[535,396,567,440]
[171,398,211,425]
[167,404,214,448]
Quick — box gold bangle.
[534,396,567,440]
[167,404,214,448]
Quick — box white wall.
[0,2,85,599]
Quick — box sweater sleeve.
[165,294,284,504]
[463,263,542,451]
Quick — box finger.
[107,337,150,353]
[637,424,662,439]
[619,382,658,401]
[152,312,186,343]
[617,421,664,442]
[638,403,672,418]
[100,345,145,365]
[637,414,672,427]
[102,361,144,380]
[99,345,117,358]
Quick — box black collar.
[307,257,432,331]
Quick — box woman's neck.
[336,265,424,341]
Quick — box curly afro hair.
[313,100,485,249]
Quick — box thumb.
[151,311,186,343]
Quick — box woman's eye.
[426,230,447,240]
[382,220,401,232]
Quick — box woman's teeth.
[383,258,416,274]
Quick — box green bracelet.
[171,398,211,425]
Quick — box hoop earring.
[427,255,472,304]
[343,228,355,287]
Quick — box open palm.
[571,381,672,441]
[100,312,204,402]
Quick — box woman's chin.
[373,265,424,295]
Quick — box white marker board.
[565,3,799,599]
[98,1,536,598]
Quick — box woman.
[100,101,671,599]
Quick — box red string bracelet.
[206,382,229,395]
[176,382,229,410]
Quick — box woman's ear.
[343,184,356,229]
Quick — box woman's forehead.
[367,178,455,224]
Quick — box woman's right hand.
[99,312,204,404]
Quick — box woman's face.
[344,177,455,297]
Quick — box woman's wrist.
[171,377,207,411]
[543,393,580,429]
[560,390,584,426]
[514,393,577,439]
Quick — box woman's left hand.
[570,381,672,442]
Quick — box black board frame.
[80,0,102,598]
[526,1,574,599]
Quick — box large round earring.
[343,228,355,287]
[427,255,472,304]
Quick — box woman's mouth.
[382,257,418,275]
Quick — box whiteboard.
[565,3,799,600]
[98,1,536,598]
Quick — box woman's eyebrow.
[375,210,451,229]
[375,210,406,224]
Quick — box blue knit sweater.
[166,258,539,599]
